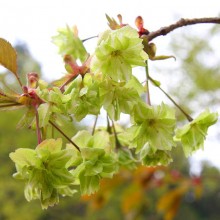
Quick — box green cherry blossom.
[91,25,148,82]
[174,110,218,157]
[129,102,176,153]
[9,139,76,209]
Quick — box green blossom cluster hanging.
[0,15,218,209]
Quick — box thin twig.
[148,76,193,122]
[146,17,220,42]
[49,120,81,152]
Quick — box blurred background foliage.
[0,24,220,220]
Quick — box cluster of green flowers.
[9,17,218,209]
[10,131,118,209]
[10,139,76,209]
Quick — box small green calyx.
[9,139,76,209]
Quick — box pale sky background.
[1,0,220,172]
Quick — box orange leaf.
[121,185,143,214]
[157,185,189,220]
[0,38,17,74]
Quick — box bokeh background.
[1,1,220,219]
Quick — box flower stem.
[34,106,42,144]
[145,60,151,105]
[60,75,78,93]
[49,120,81,152]
[106,114,112,134]
[82,35,98,42]
[15,75,23,90]
[148,76,193,122]
[92,115,98,135]
[111,119,122,149]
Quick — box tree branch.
[146,17,220,42]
